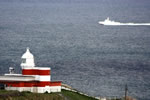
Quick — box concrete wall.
[5,86,61,93]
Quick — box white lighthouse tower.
[21,47,35,69]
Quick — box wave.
[107,22,150,26]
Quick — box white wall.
[5,86,61,93]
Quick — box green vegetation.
[61,89,97,100]
[0,89,97,100]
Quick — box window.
[22,58,26,63]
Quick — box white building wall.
[36,86,61,93]
[35,75,51,81]
[50,86,61,92]
[5,86,61,93]
[36,86,50,93]
[5,87,31,92]
[21,75,51,81]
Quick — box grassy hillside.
[0,89,97,100]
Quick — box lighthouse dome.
[21,48,34,59]
[21,47,35,68]
[22,48,34,59]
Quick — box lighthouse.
[0,48,61,93]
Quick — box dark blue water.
[0,0,150,99]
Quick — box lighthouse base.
[5,86,61,93]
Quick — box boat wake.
[99,17,150,26]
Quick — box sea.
[0,0,150,100]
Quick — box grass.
[61,89,97,100]
[0,89,124,100]
[0,90,64,100]
[0,89,97,100]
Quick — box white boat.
[99,17,150,26]
[99,17,121,25]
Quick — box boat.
[98,17,121,25]
[98,17,150,26]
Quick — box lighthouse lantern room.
[21,47,35,68]
[0,48,61,93]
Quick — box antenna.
[125,84,128,100]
